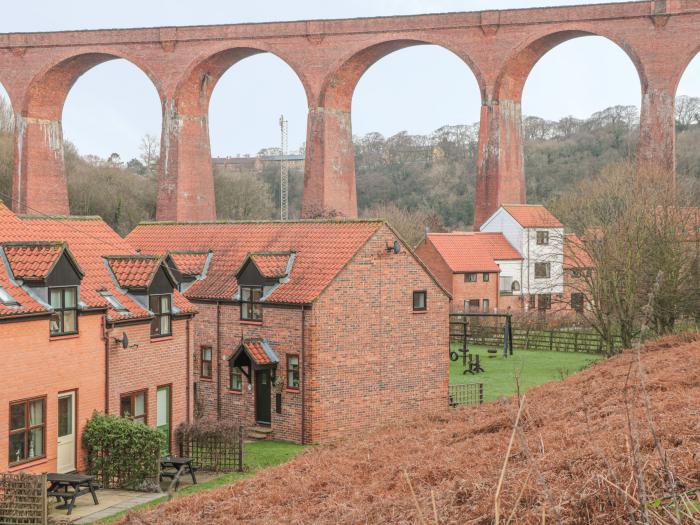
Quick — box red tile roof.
[170,251,210,276]
[242,339,276,366]
[0,202,195,321]
[426,232,522,273]
[127,220,384,304]
[249,253,292,279]
[106,255,163,289]
[501,205,563,228]
[3,242,66,281]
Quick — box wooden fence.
[449,383,484,407]
[450,315,621,354]
[176,422,244,473]
[0,472,47,525]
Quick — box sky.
[2,0,700,160]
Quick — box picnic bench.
[47,473,99,516]
[160,456,198,490]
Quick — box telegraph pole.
[279,115,289,221]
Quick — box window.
[571,292,584,313]
[466,299,480,312]
[240,286,263,321]
[570,269,581,278]
[534,262,551,279]
[482,273,490,282]
[229,367,243,391]
[120,391,147,424]
[465,273,477,283]
[528,295,536,310]
[482,299,490,313]
[287,355,300,389]
[201,347,212,379]
[536,231,549,245]
[9,398,45,465]
[413,290,427,311]
[538,294,552,311]
[49,287,78,336]
[0,286,18,307]
[511,280,521,293]
[149,294,172,337]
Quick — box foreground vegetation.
[449,344,602,401]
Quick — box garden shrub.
[83,411,164,491]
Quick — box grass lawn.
[99,440,305,523]
[450,344,603,401]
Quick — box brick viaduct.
[1,0,699,226]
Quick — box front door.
[57,392,76,473]
[255,369,271,425]
[156,386,171,455]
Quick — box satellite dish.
[121,332,129,349]
[393,240,401,254]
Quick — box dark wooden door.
[255,369,271,425]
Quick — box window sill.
[50,333,80,341]
[199,377,213,382]
[150,335,173,343]
[227,389,243,395]
[8,456,48,471]
[240,320,263,326]
[285,388,300,394]
[412,310,428,314]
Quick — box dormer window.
[49,287,78,336]
[536,231,549,245]
[240,286,263,322]
[150,294,172,337]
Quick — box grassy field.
[100,441,305,523]
[450,344,603,401]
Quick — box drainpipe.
[216,302,222,420]
[300,305,306,445]
[102,315,110,414]
[186,318,191,424]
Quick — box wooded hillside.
[0,97,699,235]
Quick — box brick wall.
[414,238,453,294]
[106,318,192,453]
[190,302,305,443]
[0,314,105,473]
[308,224,449,443]
[451,272,500,313]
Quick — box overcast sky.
[2,0,700,160]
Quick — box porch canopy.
[228,338,279,378]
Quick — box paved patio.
[48,472,219,524]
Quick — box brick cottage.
[127,220,450,444]
[0,203,195,474]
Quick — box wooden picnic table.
[160,456,198,489]
[47,473,99,516]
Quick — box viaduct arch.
[0,0,699,225]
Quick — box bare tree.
[551,162,700,352]
[675,95,700,130]
[139,134,160,176]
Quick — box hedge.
[83,412,164,491]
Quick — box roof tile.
[501,205,563,228]
[426,232,522,273]
[3,242,65,280]
[127,221,383,303]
